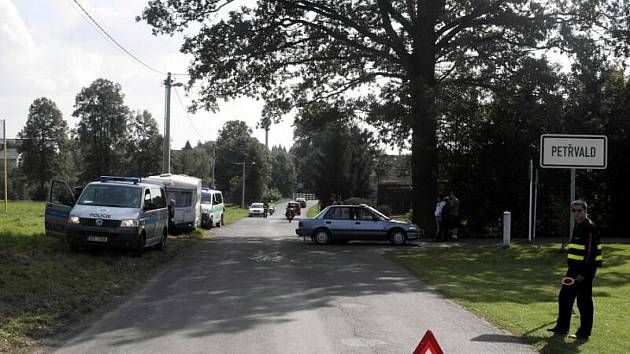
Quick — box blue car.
[296,205,421,245]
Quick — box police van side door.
[142,189,157,243]
[45,180,75,240]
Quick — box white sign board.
[540,134,607,169]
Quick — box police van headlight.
[120,219,139,227]
[68,215,80,224]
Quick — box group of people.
[434,191,460,241]
[327,193,343,207]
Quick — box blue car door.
[323,207,354,240]
[352,207,387,241]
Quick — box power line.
[68,0,188,77]
[173,87,204,142]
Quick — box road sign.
[413,330,444,354]
[540,134,607,169]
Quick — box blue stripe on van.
[145,215,159,224]
[45,209,70,218]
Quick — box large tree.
[126,110,163,177]
[214,120,271,203]
[17,97,71,199]
[292,104,376,203]
[73,78,130,182]
[270,145,296,197]
[140,0,607,231]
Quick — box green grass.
[306,203,320,218]
[388,243,630,354]
[223,204,251,225]
[0,201,203,353]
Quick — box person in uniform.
[548,199,602,340]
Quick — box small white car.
[248,203,265,217]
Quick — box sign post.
[540,134,607,245]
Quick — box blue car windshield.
[78,185,142,208]
[368,207,391,220]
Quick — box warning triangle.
[413,330,444,354]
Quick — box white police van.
[45,176,169,255]
[200,188,225,229]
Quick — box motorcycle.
[285,209,295,222]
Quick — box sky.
[0,0,295,150]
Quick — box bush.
[263,188,282,202]
[343,197,372,206]
[375,204,392,216]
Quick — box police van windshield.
[201,193,212,204]
[77,184,142,208]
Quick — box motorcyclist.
[285,205,295,222]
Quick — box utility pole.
[242,162,246,209]
[2,119,7,212]
[163,72,172,174]
[265,126,269,150]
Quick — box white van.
[147,174,202,232]
[200,188,225,229]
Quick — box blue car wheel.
[314,229,331,245]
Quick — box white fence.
[292,193,317,201]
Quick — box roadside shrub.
[375,204,392,216]
[263,188,282,202]
[343,197,371,206]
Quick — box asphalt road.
[48,201,534,354]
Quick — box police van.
[200,188,225,229]
[45,176,169,255]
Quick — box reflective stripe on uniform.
[597,245,603,249]
[596,255,603,261]
[568,254,585,261]
[568,243,585,250]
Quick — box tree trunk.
[410,77,438,236]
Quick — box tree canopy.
[139,0,616,231]
[73,78,130,182]
[17,97,71,199]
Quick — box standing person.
[438,196,450,241]
[548,199,602,340]
[336,194,343,205]
[330,193,338,206]
[434,197,446,238]
[447,191,460,239]
[263,200,269,218]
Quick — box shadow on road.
[54,221,432,350]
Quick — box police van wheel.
[156,229,167,250]
[133,235,146,257]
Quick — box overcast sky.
[0,0,295,150]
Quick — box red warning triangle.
[413,330,444,354]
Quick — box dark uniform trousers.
[554,217,602,337]
[556,266,597,336]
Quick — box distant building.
[370,155,412,213]
[0,147,21,170]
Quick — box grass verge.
[0,201,203,353]
[306,203,320,218]
[223,204,251,225]
[387,243,630,354]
